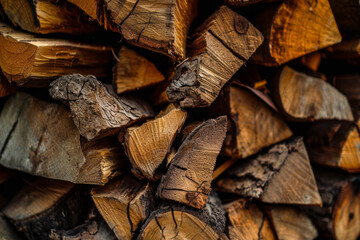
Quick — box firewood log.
[0,92,126,185]
[158,116,227,209]
[273,66,354,121]
[113,46,165,94]
[0,0,101,34]
[3,179,87,240]
[124,104,187,180]
[49,74,154,141]
[0,214,21,240]
[305,169,360,240]
[137,192,226,240]
[91,174,154,240]
[216,137,322,205]
[167,6,264,108]
[0,23,113,87]
[0,71,16,98]
[250,0,342,66]
[328,0,360,33]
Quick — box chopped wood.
[158,116,227,209]
[137,192,226,240]
[0,0,101,34]
[250,0,342,66]
[113,46,165,94]
[328,0,360,33]
[0,92,125,185]
[0,214,21,240]
[92,174,154,240]
[273,66,354,121]
[124,104,187,180]
[167,6,264,108]
[50,74,154,141]
[216,137,322,205]
[0,23,113,87]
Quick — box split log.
[224,0,280,7]
[92,174,154,240]
[273,66,354,121]
[305,120,360,172]
[0,23,113,87]
[104,0,199,61]
[0,92,126,185]
[0,215,22,240]
[167,6,264,108]
[3,179,86,240]
[49,74,154,141]
[223,199,276,240]
[0,0,100,34]
[137,192,226,240]
[216,137,322,205]
[328,0,360,33]
[0,71,16,98]
[210,85,292,159]
[157,116,227,209]
[113,46,165,94]
[124,104,187,180]
[266,206,318,240]
[250,0,342,66]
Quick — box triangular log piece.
[0,71,16,98]
[137,192,226,240]
[250,0,341,66]
[223,199,276,240]
[104,0,198,61]
[166,6,264,108]
[3,179,86,240]
[157,116,227,209]
[216,137,322,205]
[91,174,154,240]
[0,0,101,34]
[0,23,113,87]
[266,206,318,240]
[328,0,360,33]
[0,92,126,185]
[113,46,165,94]
[273,66,354,121]
[305,120,360,172]
[210,85,292,159]
[124,104,187,180]
[224,0,280,7]
[0,215,22,240]
[49,74,154,141]
[304,169,360,240]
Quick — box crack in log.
[119,0,140,26]
[155,217,165,239]
[257,213,265,240]
[0,120,18,158]
[172,164,187,171]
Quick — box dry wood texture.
[328,0,360,33]
[0,23,113,87]
[158,116,227,209]
[216,137,322,205]
[0,215,21,240]
[167,6,264,108]
[250,0,342,66]
[0,0,100,34]
[113,46,165,94]
[125,104,187,180]
[92,174,154,240]
[50,74,154,141]
[273,66,354,121]
[0,92,124,185]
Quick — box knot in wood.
[234,15,249,35]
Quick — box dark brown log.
[0,71,16,98]
[157,116,227,209]
[328,0,360,33]
[328,37,360,61]
[0,214,22,240]
[216,137,322,205]
[49,74,154,141]
[166,6,264,108]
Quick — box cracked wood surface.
[0,92,124,184]
[50,74,154,141]
[92,174,154,240]
[167,6,264,108]
[137,192,225,240]
[273,66,354,122]
[216,137,322,205]
[0,23,113,87]
[158,116,227,209]
[125,104,187,180]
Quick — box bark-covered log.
[167,6,263,108]
[49,74,154,141]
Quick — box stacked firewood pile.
[0,0,359,239]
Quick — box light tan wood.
[0,23,113,87]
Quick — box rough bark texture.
[49,74,154,141]
[158,116,227,209]
[167,6,263,108]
